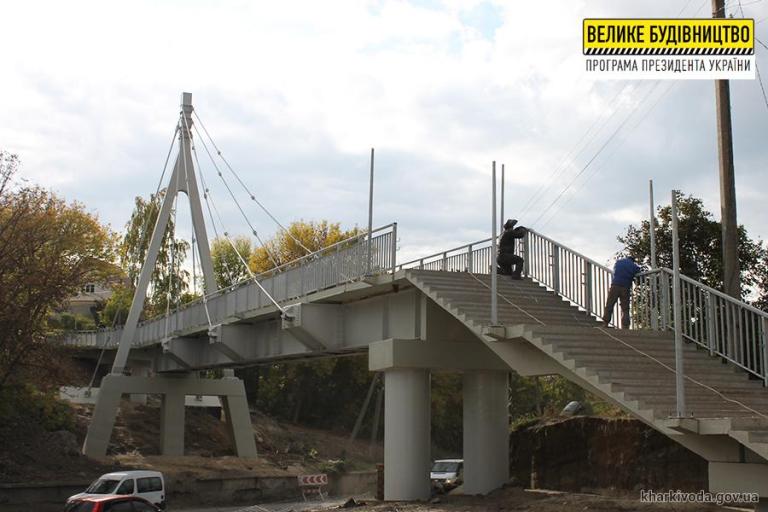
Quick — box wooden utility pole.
[712,0,740,298]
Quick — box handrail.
[397,237,492,270]
[142,223,397,323]
[63,223,398,348]
[635,266,768,384]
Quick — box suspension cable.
[190,123,282,269]
[192,110,314,255]
[192,134,287,315]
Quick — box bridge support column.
[384,368,431,501]
[462,371,509,494]
[160,390,185,456]
[129,365,150,404]
[83,374,257,458]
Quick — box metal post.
[649,180,659,330]
[584,262,593,315]
[762,316,768,387]
[522,232,530,277]
[707,293,716,356]
[367,148,375,275]
[391,223,398,277]
[500,164,505,229]
[649,180,658,270]
[467,244,473,273]
[671,190,687,417]
[552,246,560,294]
[491,162,499,326]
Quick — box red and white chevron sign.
[298,474,328,486]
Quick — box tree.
[0,152,116,390]
[236,220,366,430]
[118,192,190,319]
[617,193,767,302]
[211,236,252,288]
[249,220,360,273]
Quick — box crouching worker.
[497,219,528,279]
[603,256,643,329]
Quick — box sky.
[1,0,767,270]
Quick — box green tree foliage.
[617,193,767,302]
[236,220,369,435]
[249,220,360,273]
[211,236,252,288]
[0,151,116,389]
[118,192,190,319]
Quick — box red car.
[64,495,160,512]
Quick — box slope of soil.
[509,417,708,493]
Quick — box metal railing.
[398,229,622,325]
[65,223,398,348]
[636,267,768,384]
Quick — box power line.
[531,82,663,228]
[538,81,677,230]
[517,83,633,220]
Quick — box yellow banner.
[583,19,754,55]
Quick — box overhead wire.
[538,81,677,230]
[735,0,768,113]
[530,82,663,229]
[517,83,634,220]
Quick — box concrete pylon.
[462,371,509,494]
[383,368,431,501]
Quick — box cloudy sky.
[2,0,767,269]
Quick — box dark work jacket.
[499,226,526,255]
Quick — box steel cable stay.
[182,112,261,286]
[176,113,218,330]
[189,122,282,270]
[192,138,288,317]
[84,122,181,388]
[192,110,314,255]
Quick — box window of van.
[115,479,135,495]
[137,476,163,492]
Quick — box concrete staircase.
[404,269,768,465]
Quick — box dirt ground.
[0,398,382,484]
[310,487,735,512]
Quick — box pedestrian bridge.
[67,225,768,502]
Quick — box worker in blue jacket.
[603,256,644,329]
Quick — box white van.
[430,459,463,491]
[67,470,166,509]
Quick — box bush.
[0,384,74,432]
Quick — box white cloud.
[1,0,767,267]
